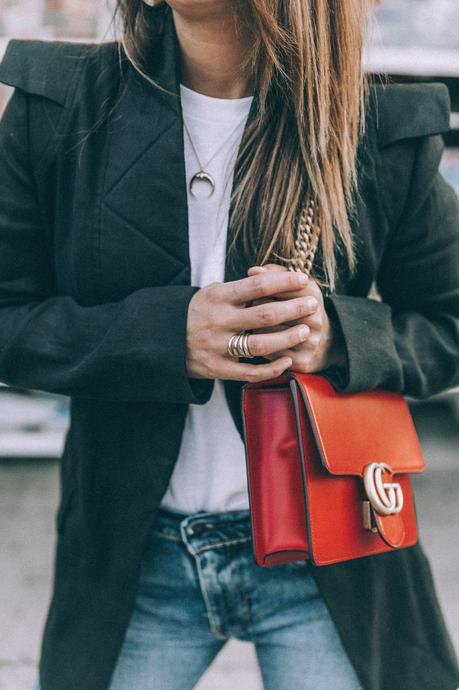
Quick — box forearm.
[322,310,348,370]
[0,286,214,404]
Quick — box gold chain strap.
[286,197,321,278]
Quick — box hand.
[246,263,346,373]
[186,271,322,382]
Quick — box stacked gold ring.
[227,331,255,358]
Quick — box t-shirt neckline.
[180,82,254,124]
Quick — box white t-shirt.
[159,83,254,514]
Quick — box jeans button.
[188,523,210,535]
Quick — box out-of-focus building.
[0,0,116,109]
[368,0,459,172]
[0,0,110,39]
[374,0,459,50]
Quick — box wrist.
[324,316,347,369]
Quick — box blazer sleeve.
[0,42,214,405]
[325,84,459,398]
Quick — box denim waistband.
[153,506,252,556]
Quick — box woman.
[0,0,458,688]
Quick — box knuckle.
[308,334,321,348]
[259,306,275,326]
[303,297,318,312]
[291,329,304,345]
[276,357,289,370]
[301,352,314,368]
[289,272,302,288]
[296,300,307,318]
[245,369,259,383]
[203,358,218,379]
[251,274,267,294]
[206,282,221,302]
[310,314,322,329]
[229,280,242,301]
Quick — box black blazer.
[0,10,458,690]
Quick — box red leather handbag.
[241,198,425,567]
[241,372,425,567]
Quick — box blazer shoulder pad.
[0,38,102,106]
[370,82,451,149]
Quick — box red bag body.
[242,373,425,567]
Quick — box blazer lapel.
[100,10,191,298]
[101,7,257,298]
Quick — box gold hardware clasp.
[362,501,378,532]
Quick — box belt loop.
[179,514,200,557]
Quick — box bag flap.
[291,373,425,476]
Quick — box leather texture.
[242,373,424,566]
[243,384,310,566]
[297,374,425,475]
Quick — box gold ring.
[227,331,254,358]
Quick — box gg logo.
[363,462,404,516]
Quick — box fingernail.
[298,274,308,285]
[251,265,267,272]
[307,298,318,310]
[299,326,309,340]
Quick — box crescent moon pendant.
[190,171,216,198]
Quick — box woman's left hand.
[247,263,346,373]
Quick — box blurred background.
[0,1,458,688]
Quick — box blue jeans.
[108,507,362,690]
[34,507,362,690]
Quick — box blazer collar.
[141,4,183,116]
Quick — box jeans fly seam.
[194,555,227,640]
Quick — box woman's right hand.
[186,271,320,382]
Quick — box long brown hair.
[115,0,371,290]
